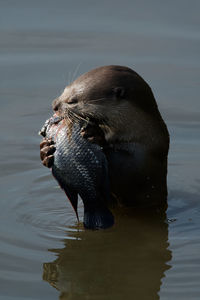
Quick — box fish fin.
[83,207,114,230]
[52,169,79,221]
[62,186,79,222]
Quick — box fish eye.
[68,98,78,105]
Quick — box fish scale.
[39,116,114,229]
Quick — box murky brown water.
[0,1,200,299]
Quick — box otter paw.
[40,138,56,168]
[80,123,106,146]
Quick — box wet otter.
[40,65,169,209]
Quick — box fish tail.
[83,206,114,230]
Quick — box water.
[0,0,200,299]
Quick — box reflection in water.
[43,208,171,300]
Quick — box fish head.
[39,115,64,139]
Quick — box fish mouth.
[39,114,64,137]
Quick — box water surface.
[0,1,200,299]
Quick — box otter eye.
[68,98,78,105]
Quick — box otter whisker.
[71,62,82,83]
[67,111,79,124]
[66,109,88,124]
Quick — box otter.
[40,65,169,209]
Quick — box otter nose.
[52,98,61,111]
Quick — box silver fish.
[39,116,114,229]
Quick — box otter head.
[52,65,168,149]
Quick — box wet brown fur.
[51,65,169,208]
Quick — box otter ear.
[113,87,125,99]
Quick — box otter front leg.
[80,122,106,147]
[40,138,56,168]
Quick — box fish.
[39,115,114,229]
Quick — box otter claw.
[43,155,54,168]
[81,122,106,146]
[40,138,56,168]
